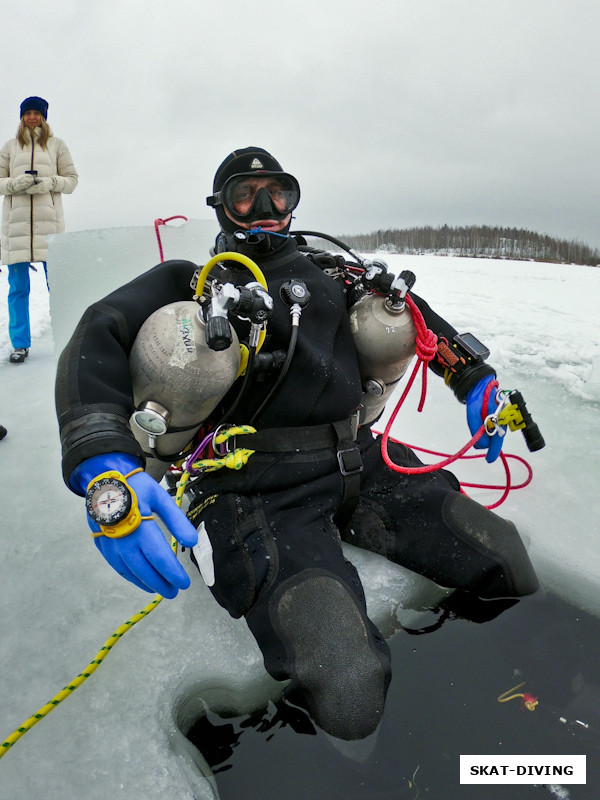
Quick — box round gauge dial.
[131,402,170,436]
[86,477,132,526]
[132,409,169,435]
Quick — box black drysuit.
[56,237,539,740]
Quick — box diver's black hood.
[209,147,295,248]
[212,147,285,193]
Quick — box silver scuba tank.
[129,300,240,477]
[349,293,416,425]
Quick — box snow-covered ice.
[1,222,599,798]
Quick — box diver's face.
[225,176,292,231]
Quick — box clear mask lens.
[218,173,300,221]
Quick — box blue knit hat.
[20,96,48,120]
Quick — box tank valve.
[353,259,417,307]
[205,282,274,351]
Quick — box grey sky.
[4,0,599,249]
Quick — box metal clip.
[212,425,233,456]
[484,390,512,437]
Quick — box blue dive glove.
[466,376,505,463]
[70,452,198,598]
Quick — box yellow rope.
[1,595,164,758]
[0,532,181,759]
[174,448,254,506]
[497,682,527,703]
[1,424,257,758]
[175,425,256,507]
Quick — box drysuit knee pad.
[260,569,391,741]
[442,493,539,598]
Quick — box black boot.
[9,348,29,364]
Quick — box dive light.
[506,390,546,452]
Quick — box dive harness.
[217,413,363,527]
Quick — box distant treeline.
[337,225,600,266]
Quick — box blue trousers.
[7,262,47,349]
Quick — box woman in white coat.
[0,96,78,363]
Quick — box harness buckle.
[337,446,363,476]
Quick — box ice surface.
[1,225,599,798]
[47,217,218,355]
[374,253,600,615]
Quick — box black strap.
[241,416,362,528]
[331,420,362,529]
[243,418,352,452]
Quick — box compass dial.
[86,477,132,526]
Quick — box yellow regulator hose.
[194,252,269,377]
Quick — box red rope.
[154,216,188,262]
[376,434,533,509]
[378,292,533,509]
[380,294,490,474]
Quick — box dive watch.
[452,332,490,362]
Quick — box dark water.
[187,591,600,799]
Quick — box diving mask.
[207,172,300,222]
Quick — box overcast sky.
[4,0,599,249]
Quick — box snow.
[0,223,599,798]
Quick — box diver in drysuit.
[55,147,539,742]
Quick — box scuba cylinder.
[129,300,240,479]
[292,234,419,427]
[128,252,271,481]
[348,262,417,425]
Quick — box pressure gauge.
[131,401,171,436]
[86,476,132,526]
